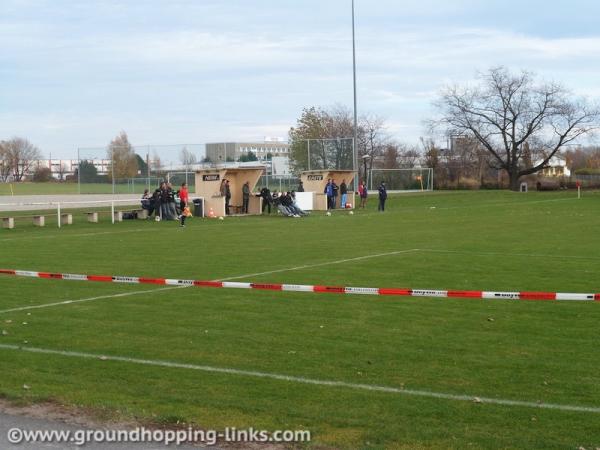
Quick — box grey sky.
[2,0,600,158]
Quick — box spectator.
[378,181,387,212]
[288,191,308,216]
[152,184,162,218]
[273,192,297,217]
[178,182,189,227]
[340,179,347,208]
[167,183,177,219]
[358,180,368,208]
[256,186,273,214]
[224,179,231,215]
[324,179,334,210]
[141,189,154,217]
[160,182,172,219]
[242,181,250,214]
[297,181,305,192]
[332,180,339,209]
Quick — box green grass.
[0,182,150,195]
[1,190,600,449]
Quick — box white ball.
[218,216,224,220]
[349,211,354,215]
[155,216,161,222]
[326,211,331,216]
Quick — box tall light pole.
[351,0,359,187]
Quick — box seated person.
[273,193,295,217]
[141,189,155,216]
[288,191,308,216]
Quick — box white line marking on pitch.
[217,249,421,281]
[0,344,597,414]
[0,286,186,314]
[0,228,148,243]
[420,248,600,261]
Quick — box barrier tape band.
[0,269,598,302]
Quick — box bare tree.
[56,161,68,181]
[433,67,600,190]
[397,144,420,169]
[151,151,163,178]
[0,141,11,182]
[107,131,138,180]
[3,137,42,181]
[289,105,355,172]
[381,144,400,169]
[420,137,442,188]
[180,147,196,169]
[357,114,388,181]
[564,146,588,172]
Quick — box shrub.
[456,178,480,190]
[32,167,53,182]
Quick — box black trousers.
[242,196,249,213]
[262,199,271,213]
[180,200,187,225]
[378,198,386,211]
[225,196,231,215]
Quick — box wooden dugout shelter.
[299,170,356,210]
[195,166,264,216]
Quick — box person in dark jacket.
[324,179,334,210]
[378,181,387,212]
[331,180,339,209]
[152,185,162,218]
[340,179,348,209]
[160,182,172,219]
[166,182,177,219]
[256,187,272,214]
[359,180,368,208]
[297,181,304,192]
[242,181,250,214]
[224,179,231,215]
[141,189,154,217]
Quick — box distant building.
[33,159,111,178]
[205,140,290,163]
[31,158,158,179]
[535,155,571,177]
[270,156,290,176]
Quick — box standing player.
[358,180,368,208]
[179,182,189,227]
[340,179,348,208]
[378,180,387,212]
[242,181,250,214]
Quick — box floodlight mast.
[352,0,358,187]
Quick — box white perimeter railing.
[0,199,141,227]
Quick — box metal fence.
[76,144,206,194]
[369,168,434,192]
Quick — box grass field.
[0,182,147,195]
[1,190,600,449]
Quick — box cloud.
[2,1,600,156]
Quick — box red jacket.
[179,187,189,203]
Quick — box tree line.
[3,67,599,190]
[288,67,600,190]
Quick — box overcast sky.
[2,0,600,159]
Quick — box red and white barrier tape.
[1,268,599,302]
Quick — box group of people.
[256,187,308,217]
[218,179,252,215]
[323,179,349,210]
[141,181,190,226]
[140,177,388,225]
[356,179,387,211]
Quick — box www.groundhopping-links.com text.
[7,426,311,446]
